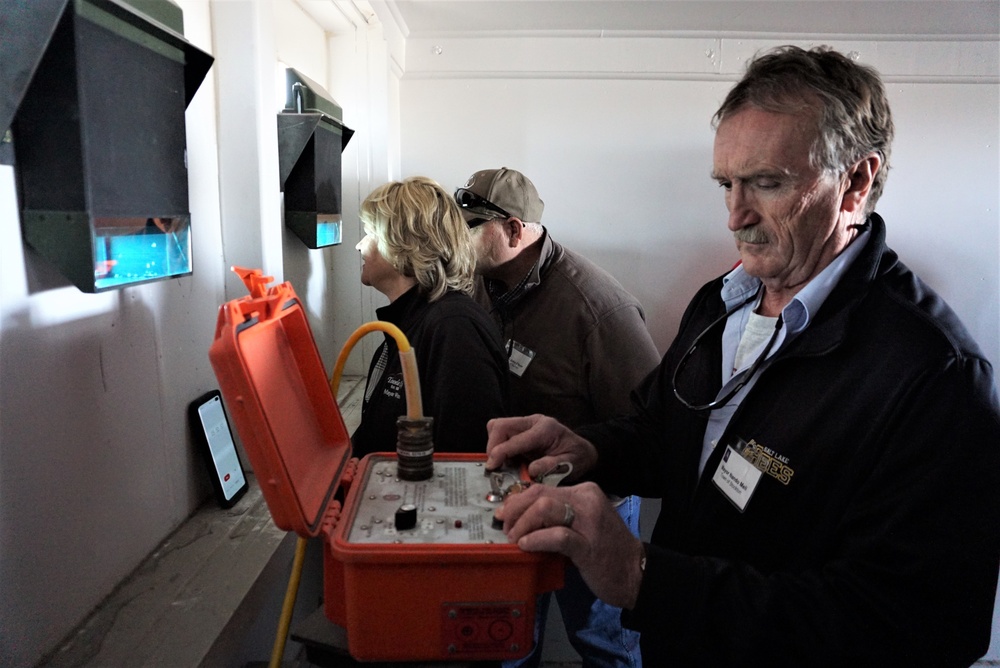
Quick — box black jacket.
[582,214,1000,666]
[351,287,508,458]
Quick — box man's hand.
[485,414,598,481]
[495,481,645,610]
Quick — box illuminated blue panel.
[93,216,192,290]
[315,215,342,248]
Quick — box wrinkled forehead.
[713,106,820,174]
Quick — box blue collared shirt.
[698,228,871,475]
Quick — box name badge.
[712,438,762,512]
[507,340,535,377]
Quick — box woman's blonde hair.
[360,176,476,301]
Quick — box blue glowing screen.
[93,217,192,290]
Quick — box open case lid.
[208,268,350,537]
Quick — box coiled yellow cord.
[269,321,418,667]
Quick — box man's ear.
[505,217,525,247]
[841,153,881,214]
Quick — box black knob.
[395,503,418,531]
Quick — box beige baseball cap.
[456,167,544,223]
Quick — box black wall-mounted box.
[278,68,354,250]
[3,0,213,292]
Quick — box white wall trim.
[397,70,1000,84]
[401,36,999,83]
[405,29,1000,41]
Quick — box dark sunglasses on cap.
[454,187,512,228]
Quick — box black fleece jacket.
[351,287,509,458]
[581,214,1000,667]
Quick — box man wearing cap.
[455,167,660,667]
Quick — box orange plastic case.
[208,272,563,662]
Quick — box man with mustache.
[485,45,1000,666]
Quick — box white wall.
[0,2,225,663]
[0,1,390,665]
[397,37,1000,371]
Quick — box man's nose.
[727,184,759,230]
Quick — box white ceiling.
[379,0,999,37]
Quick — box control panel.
[346,456,571,545]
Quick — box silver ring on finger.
[562,503,576,528]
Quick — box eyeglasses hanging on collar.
[672,287,784,413]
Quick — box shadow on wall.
[279,207,370,377]
[0,250,209,668]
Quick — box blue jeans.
[505,495,643,668]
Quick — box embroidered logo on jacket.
[382,373,403,400]
[742,439,795,485]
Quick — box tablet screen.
[194,392,247,506]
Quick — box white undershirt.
[732,311,780,376]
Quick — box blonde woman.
[351,176,508,457]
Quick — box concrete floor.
[534,601,584,666]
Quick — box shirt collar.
[484,227,553,307]
[720,226,871,334]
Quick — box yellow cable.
[269,321,419,667]
[330,320,422,418]
[268,534,308,668]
